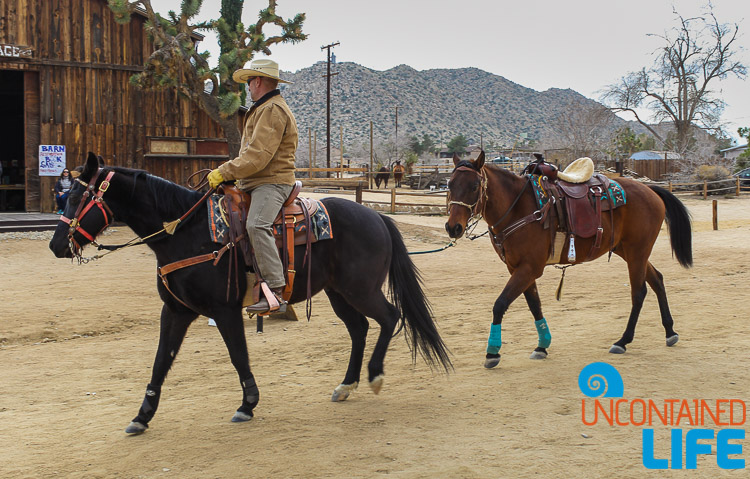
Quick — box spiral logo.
[578,362,624,398]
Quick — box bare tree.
[108,0,306,158]
[601,5,746,157]
[552,99,616,164]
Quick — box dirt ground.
[1,192,749,478]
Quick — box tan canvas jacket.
[218,92,298,190]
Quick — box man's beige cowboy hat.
[232,59,291,84]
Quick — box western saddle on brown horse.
[518,154,622,264]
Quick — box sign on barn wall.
[39,145,66,176]
[0,44,33,58]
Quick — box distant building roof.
[719,144,748,153]
[629,150,681,161]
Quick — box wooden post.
[339,125,344,179]
[390,188,396,214]
[737,177,741,196]
[712,200,718,230]
[369,121,374,189]
[308,128,312,179]
[355,183,363,204]
[703,180,707,200]
[668,181,672,193]
[313,131,317,179]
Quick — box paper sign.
[39,145,66,176]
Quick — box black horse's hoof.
[609,344,626,354]
[231,411,253,422]
[125,421,148,435]
[666,334,679,347]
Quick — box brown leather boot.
[246,287,286,314]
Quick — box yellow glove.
[207,169,225,189]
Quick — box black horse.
[49,153,451,434]
[374,166,390,188]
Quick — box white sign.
[39,145,66,176]
[0,43,32,58]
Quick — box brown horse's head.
[445,151,485,238]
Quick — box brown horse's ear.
[452,153,461,167]
[475,151,485,169]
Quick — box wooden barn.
[0,0,231,213]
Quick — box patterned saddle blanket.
[207,195,333,246]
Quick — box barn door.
[24,71,40,212]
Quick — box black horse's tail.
[381,215,453,372]
[648,185,693,268]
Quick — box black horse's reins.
[61,166,229,309]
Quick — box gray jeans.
[245,183,293,289]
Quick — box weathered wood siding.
[0,0,228,211]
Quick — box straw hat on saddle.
[232,59,291,84]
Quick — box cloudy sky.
[151,0,748,143]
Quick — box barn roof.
[629,150,681,161]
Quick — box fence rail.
[298,172,749,216]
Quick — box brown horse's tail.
[648,185,693,268]
[380,214,453,372]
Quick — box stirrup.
[246,282,286,314]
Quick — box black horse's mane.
[109,166,203,218]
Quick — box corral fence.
[296,168,750,216]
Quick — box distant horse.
[49,152,451,434]
[374,166,390,188]
[445,152,692,368]
[393,162,406,188]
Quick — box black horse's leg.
[213,308,259,422]
[325,289,369,402]
[644,262,679,347]
[523,282,551,359]
[485,268,537,369]
[610,260,648,354]
[335,289,398,395]
[126,304,196,434]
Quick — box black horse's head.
[49,152,113,259]
[445,151,486,239]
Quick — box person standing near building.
[207,59,298,314]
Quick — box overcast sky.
[151,0,748,143]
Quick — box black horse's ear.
[475,150,485,169]
[452,153,461,167]
[82,152,100,180]
[533,153,544,162]
[97,155,105,166]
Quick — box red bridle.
[59,168,115,258]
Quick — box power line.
[321,41,339,178]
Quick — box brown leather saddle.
[527,159,616,262]
[216,180,319,302]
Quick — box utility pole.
[394,106,398,167]
[321,41,339,178]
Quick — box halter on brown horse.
[445,152,692,368]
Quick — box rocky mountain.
[276,62,632,151]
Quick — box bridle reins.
[448,165,547,249]
[59,168,116,261]
[447,166,488,220]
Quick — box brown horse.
[445,152,692,368]
[393,162,406,187]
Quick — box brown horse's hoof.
[529,349,547,359]
[609,344,626,354]
[666,334,679,347]
[484,355,501,368]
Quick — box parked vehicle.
[734,167,750,186]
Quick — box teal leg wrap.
[487,323,502,355]
[535,318,551,348]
